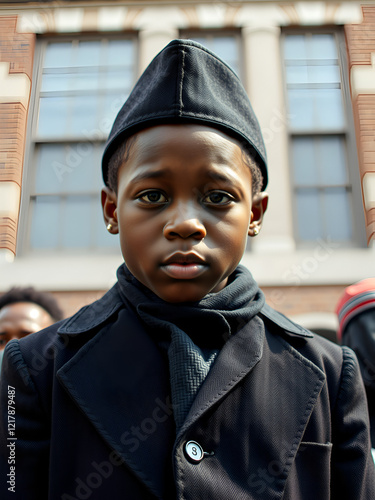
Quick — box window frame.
[281,27,366,248]
[18,32,138,256]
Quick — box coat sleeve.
[0,340,50,500]
[331,346,375,499]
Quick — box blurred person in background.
[0,287,64,371]
[336,278,375,452]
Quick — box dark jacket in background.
[341,309,375,447]
[0,283,374,499]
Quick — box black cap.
[102,39,268,190]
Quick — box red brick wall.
[0,16,35,78]
[262,285,345,317]
[0,16,35,254]
[345,6,375,243]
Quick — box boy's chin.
[152,280,228,304]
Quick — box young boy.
[0,39,374,500]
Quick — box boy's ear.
[248,192,269,237]
[101,187,119,234]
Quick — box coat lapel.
[242,331,327,499]
[57,309,174,500]
[178,315,265,439]
[177,317,327,499]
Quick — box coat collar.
[260,303,314,338]
[57,284,123,335]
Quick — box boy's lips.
[161,252,208,280]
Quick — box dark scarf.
[116,264,265,430]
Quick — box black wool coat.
[0,284,374,500]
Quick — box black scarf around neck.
[116,264,265,430]
[117,263,264,347]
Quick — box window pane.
[183,34,240,76]
[62,196,92,247]
[63,145,102,193]
[296,190,322,240]
[309,65,340,84]
[309,34,338,59]
[291,138,317,186]
[104,68,134,91]
[107,40,134,66]
[36,143,105,194]
[30,196,60,249]
[76,41,102,67]
[70,95,99,135]
[284,35,307,60]
[74,72,100,92]
[41,73,74,92]
[41,71,101,92]
[212,37,239,73]
[102,93,128,130]
[288,89,345,130]
[38,97,69,136]
[43,43,72,68]
[315,89,345,129]
[324,188,352,240]
[35,144,66,193]
[285,65,309,85]
[288,90,315,129]
[286,65,340,84]
[318,137,348,185]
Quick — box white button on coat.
[185,441,204,462]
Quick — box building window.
[180,31,242,79]
[22,36,136,253]
[282,31,363,245]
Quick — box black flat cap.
[102,39,268,190]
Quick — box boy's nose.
[163,204,207,240]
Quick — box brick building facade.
[346,5,375,242]
[0,15,34,255]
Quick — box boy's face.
[102,125,268,303]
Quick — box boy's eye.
[138,190,167,204]
[202,191,233,206]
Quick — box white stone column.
[242,25,295,253]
